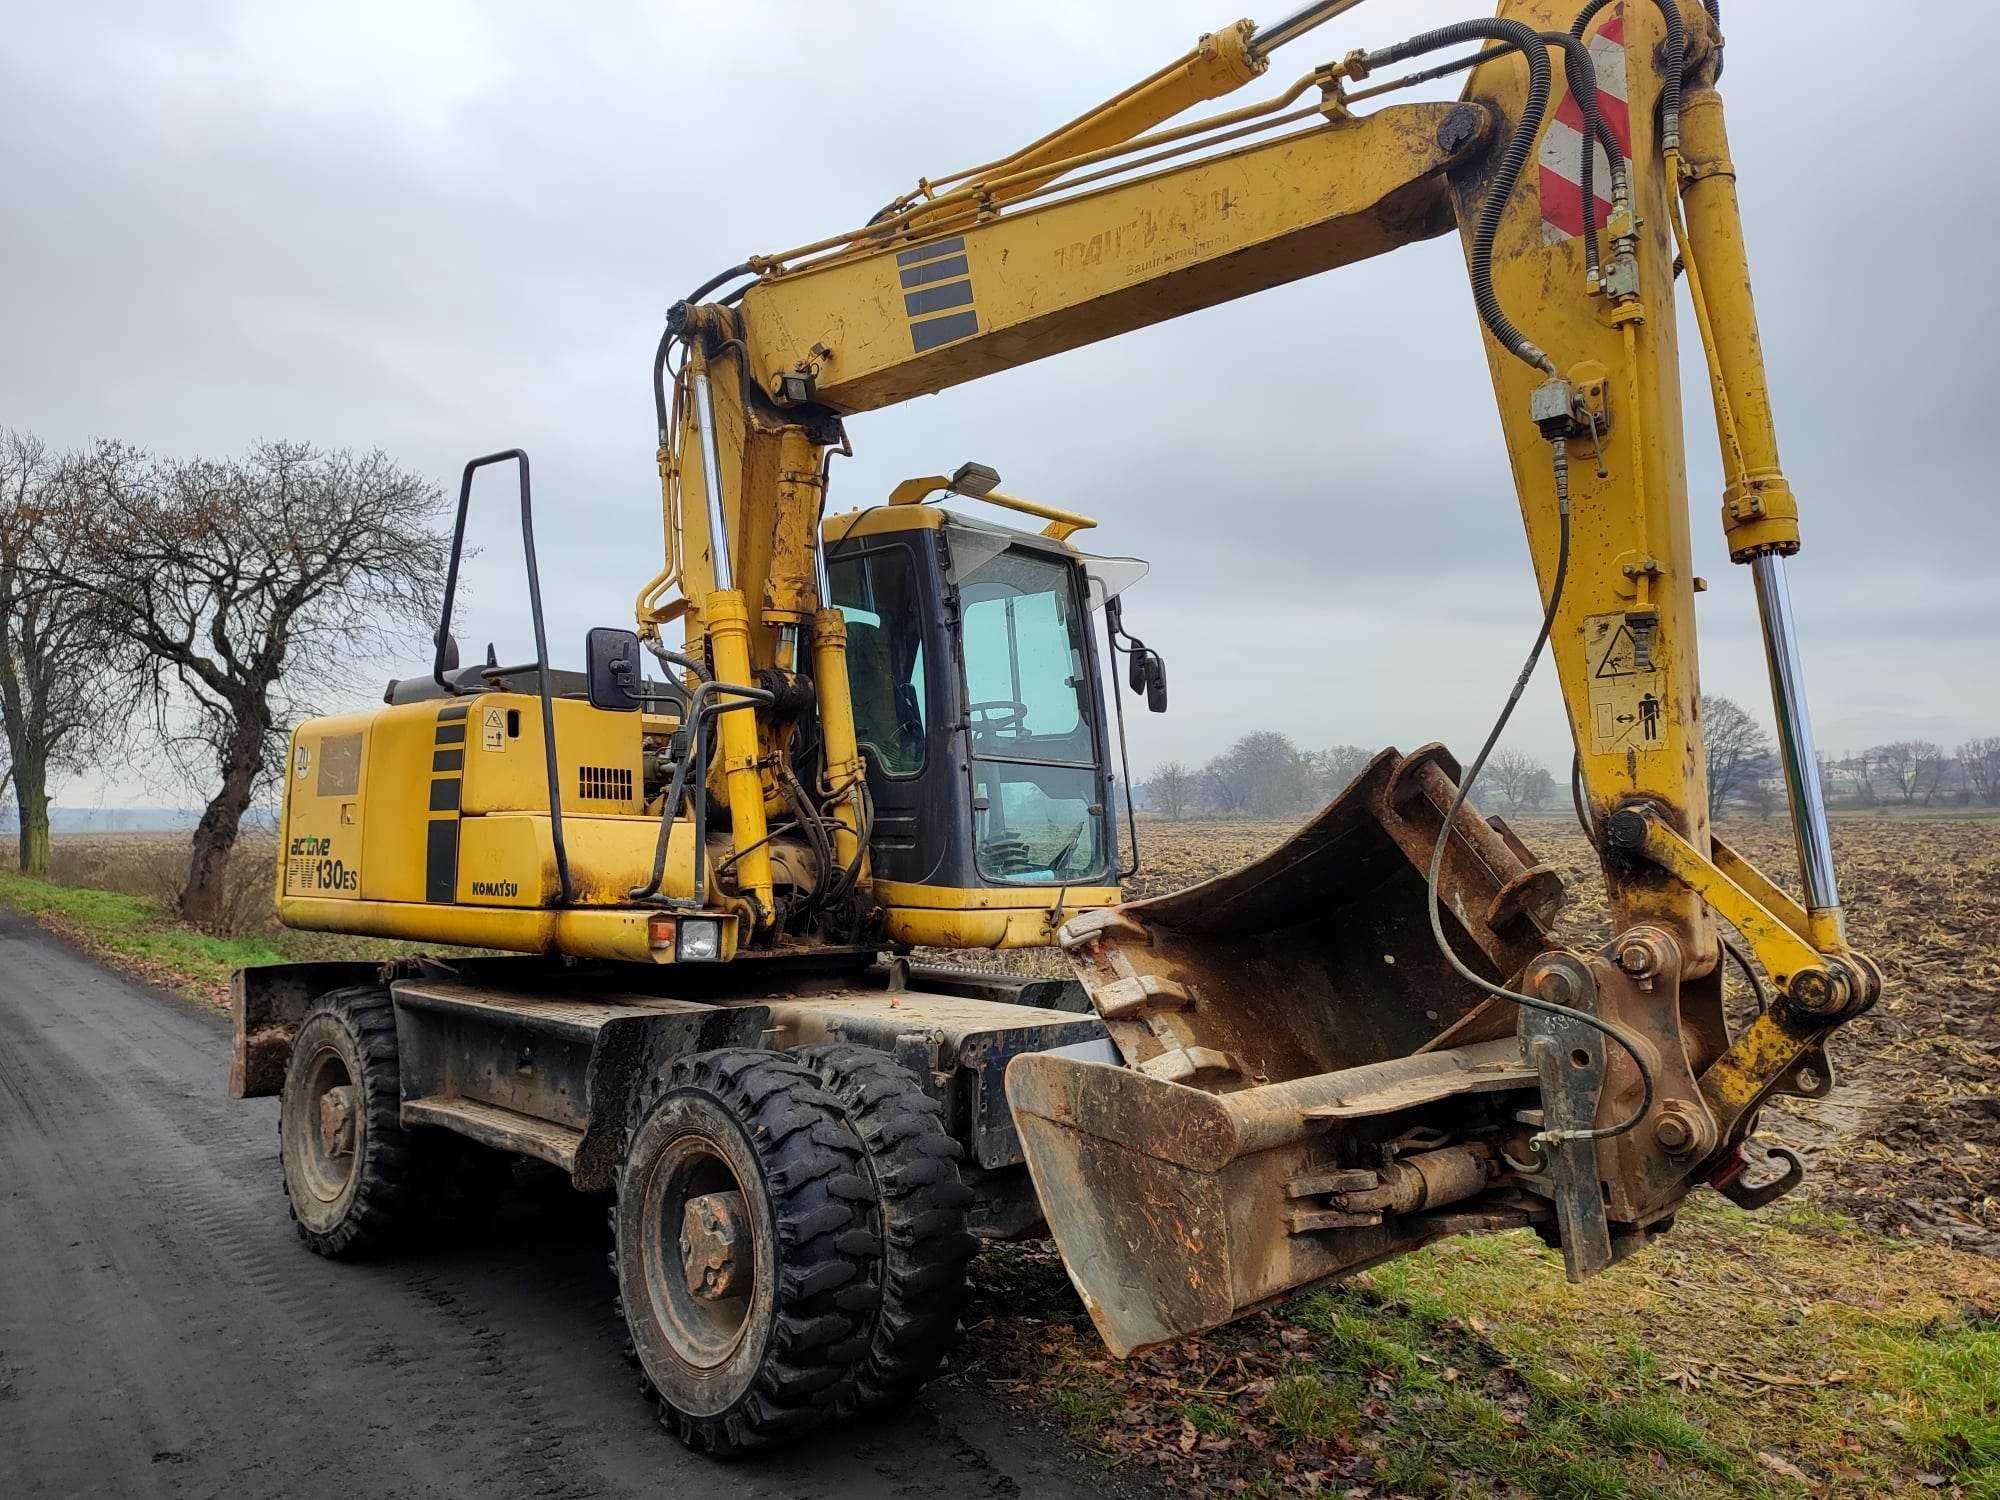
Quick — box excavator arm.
[651,0,1880,1351]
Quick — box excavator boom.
[648,0,1878,1351]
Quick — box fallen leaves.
[1756,1449,1815,1485]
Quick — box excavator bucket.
[1007,746,1566,1356]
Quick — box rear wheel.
[796,1043,977,1416]
[613,1048,879,1454]
[278,986,422,1258]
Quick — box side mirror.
[1143,652,1168,713]
[585,626,644,712]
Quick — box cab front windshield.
[955,543,1104,885]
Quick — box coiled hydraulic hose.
[1364,19,1556,373]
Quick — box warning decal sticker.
[1538,4,1631,245]
[1584,612,1666,754]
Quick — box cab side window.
[828,545,928,776]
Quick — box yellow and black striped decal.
[426,703,467,901]
[899,236,978,353]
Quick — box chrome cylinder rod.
[1252,0,1370,54]
[1750,551,1840,912]
[691,364,734,591]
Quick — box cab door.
[825,531,953,886]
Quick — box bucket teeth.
[1093,974,1193,1020]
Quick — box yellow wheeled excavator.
[232,0,1881,1454]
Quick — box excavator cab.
[822,467,1158,949]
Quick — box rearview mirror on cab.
[585,626,644,712]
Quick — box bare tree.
[1519,765,1555,811]
[1959,737,2000,807]
[1869,740,1944,806]
[1307,743,1374,800]
[1701,694,1775,811]
[1202,731,1311,817]
[0,430,127,874]
[1198,759,1249,816]
[1745,772,1780,820]
[1481,749,1549,811]
[55,442,449,928]
[1144,760,1196,821]
[1844,749,1881,807]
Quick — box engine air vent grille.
[578,765,633,802]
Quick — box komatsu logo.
[472,879,519,898]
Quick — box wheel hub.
[680,1190,749,1301]
[318,1084,357,1159]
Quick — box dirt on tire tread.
[613,1046,881,1456]
[278,985,420,1259]
[797,1041,979,1418]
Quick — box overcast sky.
[7,0,1998,810]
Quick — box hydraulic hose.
[1569,0,1684,148]
[1539,30,1626,282]
[654,262,754,441]
[1365,20,1556,373]
[644,634,710,685]
[1651,0,1685,150]
[1375,32,1621,283]
[1368,31,1616,284]
[1423,447,1656,1143]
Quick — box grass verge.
[968,1197,2000,1497]
[0,869,420,1005]
[0,870,288,1003]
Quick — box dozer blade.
[1006,746,1567,1357]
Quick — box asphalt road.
[0,911,1114,1498]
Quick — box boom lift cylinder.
[689,354,777,923]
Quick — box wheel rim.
[293,1042,361,1207]
[640,1132,760,1371]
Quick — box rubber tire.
[613,1048,879,1456]
[795,1043,978,1417]
[277,986,423,1258]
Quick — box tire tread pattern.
[279,985,418,1258]
[796,1042,978,1417]
[613,1047,879,1456]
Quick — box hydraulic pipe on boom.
[1252,0,1374,53]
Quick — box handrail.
[433,450,574,906]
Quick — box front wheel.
[612,1049,879,1455]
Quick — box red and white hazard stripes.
[1538,6,1632,245]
